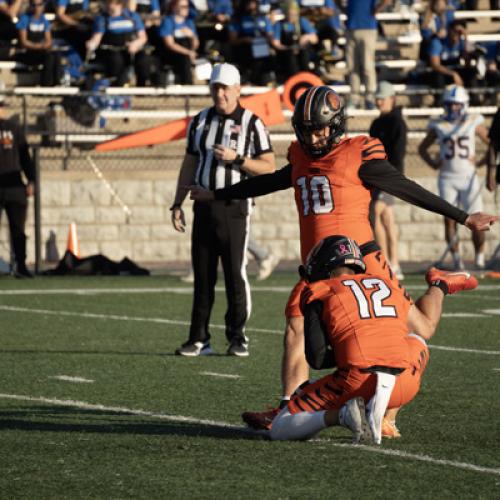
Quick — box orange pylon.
[66,222,80,258]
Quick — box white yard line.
[0,285,499,295]
[200,372,241,379]
[0,393,499,477]
[0,305,498,355]
[0,305,279,334]
[0,393,237,428]
[481,309,500,315]
[441,313,489,318]
[428,345,500,355]
[0,286,292,295]
[313,440,500,477]
[49,375,94,383]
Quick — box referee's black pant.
[188,199,251,345]
[0,186,28,270]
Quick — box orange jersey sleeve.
[315,273,411,370]
[288,137,387,263]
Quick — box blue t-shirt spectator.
[428,35,465,65]
[298,0,341,30]
[56,0,90,14]
[93,10,144,35]
[346,0,378,30]
[16,13,50,42]
[272,16,316,42]
[133,0,160,15]
[229,14,272,38]
[159,15,197,39]
[208,0,233,16]
[420,9,454,42]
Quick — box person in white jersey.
[419,85,490,270]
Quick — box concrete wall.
[1,169,499,268]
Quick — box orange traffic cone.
[66,222,80,258]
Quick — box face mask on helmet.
[442,86,469,122]
[444,101,467,121]
[299,235,366,283]
[292,86,346,159]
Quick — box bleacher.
[0,0,496,174]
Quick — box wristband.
[430,279,449,295]
[233,154,245,166]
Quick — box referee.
[171,63,275,357]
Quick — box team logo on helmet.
[300,235,366,282]
[292,86,346,158]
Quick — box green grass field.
[0,272,499,499]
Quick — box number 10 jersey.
[288,135,387,263]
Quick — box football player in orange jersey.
[270,235,478,443]
[189,86,497,432]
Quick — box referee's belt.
[359,240,380,257]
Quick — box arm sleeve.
[214,164,292,200]
[359,159,468,224]
[304,300,336,370]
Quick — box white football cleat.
[340,397,375,444]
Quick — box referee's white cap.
[210,63,241,86]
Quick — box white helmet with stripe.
[443,85,469,121]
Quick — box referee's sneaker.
[176,336,250,357]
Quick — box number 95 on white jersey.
[429,114,484,176]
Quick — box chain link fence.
[2,88,495,173]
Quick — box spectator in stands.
[427,20,483,105]
[344,0,391,110]
[487,106,500,192]
[15,0,63,87]
[0,81,35,278]
[258,0,281,17]
[194,0,233,59]
[157,0,199,84]
[127,0,161,49]
[86,0,150,86]
[419,0,455,63]
[418,85,490,270]
[0,0,22,58]
[228,0,275,85]
[369,81,407,280]
[298,0,342,60]
[54,0,94,59]
[271,1,318,83]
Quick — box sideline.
[0,393,499,478]
[0,305,499,355]
[0,284,499,295]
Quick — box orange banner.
[241,89,285,126]
[95,89,285,152]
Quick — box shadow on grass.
[0,406,267,440]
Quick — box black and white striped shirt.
[186,104,273,190]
